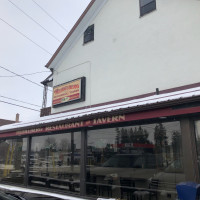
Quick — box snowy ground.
[0,184,85,200]
[0,184,116,200]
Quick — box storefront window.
[195,121,200,177]
[29,132,81,193]
[0,138,27,184]
[86,121,185,199]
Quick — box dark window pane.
[86,122,185,199]
[29,132,81,193]
[140,0,154,7]
[140,0,156,17]
[0,138,27,184]
[84,24,94,44]
[195,121,200,177]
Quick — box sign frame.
[52,77,86,107]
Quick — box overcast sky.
[0,0,90,122]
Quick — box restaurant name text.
[15,114,126,136]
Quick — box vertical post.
[42,85,48,108]
[180,118,200,182]
[24,136,31,186]
[80,129,87,196]
[71,132,74,166]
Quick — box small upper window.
[84,24,94,44]
[140,0,156,17]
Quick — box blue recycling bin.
[176,182,200,200]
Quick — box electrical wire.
[0,95,40,107]
[31,0,68,32]
[0,100,40,112]
[0,65,52,92]
[0,17,53,55]
[0,71,50,78]
[0,65,43,88]
[7,0,61,43]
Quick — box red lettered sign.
[53,79,82,106]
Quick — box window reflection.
[195,121,200,179]
[86,122,185,199]
[29,132,81,193]
[0,138,27,184]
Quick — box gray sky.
[0,0,90,122]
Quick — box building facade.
[0,0,200,199]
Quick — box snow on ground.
[0,184,85,200]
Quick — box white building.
[1,0,200,200]
[47,0,200,114]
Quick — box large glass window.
[29,132,81,193]
[0,138,27,184]
[195,121,200,177]
[86,121,185,199]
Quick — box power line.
[0,71,50,78]
[0,100,40,112]
[0,17,52,55]
[32,0,68,32]
[7,0,61,43]
[0,65,43,88]
[0,65,52,92]
[0,95,41,108]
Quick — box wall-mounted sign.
[52,77,86,107]
[14,114,126,136]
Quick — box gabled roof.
[1,86,200,133]
[45,0,107,70]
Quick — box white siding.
[52,0,200,113]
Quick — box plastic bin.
[176,182,200,200]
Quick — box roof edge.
[45,0,95,69]
[47,81,200,116]
[1,95,200,134]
